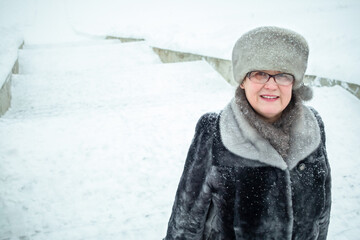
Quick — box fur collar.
[235,87,303,160]
[219,98,321,170]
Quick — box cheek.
[243,82,261,94]
[244,87,262,107]
[281,88,293,104]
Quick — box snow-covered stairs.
[18,41,162,74]
[0,40,234,240]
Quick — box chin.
[260,111,282,122]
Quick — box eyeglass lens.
[248,71,294,85]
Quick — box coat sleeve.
[164,113,217,240]
[311,108,332,240]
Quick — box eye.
[276,73,294,82]
[252,71,268,79]
[255,71,268,77]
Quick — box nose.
[264,77,278,89]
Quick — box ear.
[239,81,245,89]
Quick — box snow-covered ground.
[0,0,360,239]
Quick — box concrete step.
[18,41,162,74]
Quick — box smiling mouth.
[261,95,279,99]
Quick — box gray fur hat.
[232,26,309,90]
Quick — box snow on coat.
[165,100,331,240]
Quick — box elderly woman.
[164,26,331,240]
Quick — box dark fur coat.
[165,98,331,240]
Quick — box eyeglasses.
[246,71,295,86]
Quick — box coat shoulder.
[306,106,326,144]
[195,112,220,133]
[306,106,323,126]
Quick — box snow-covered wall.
[0,28,22,84]
[0,27,23,115]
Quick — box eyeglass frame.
[245,71,295,86]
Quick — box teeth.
[262,95,278,99]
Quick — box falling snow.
[0,0,359,239]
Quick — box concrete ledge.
[344,82,360,99]
[151,45,360,100]
[152,47,235,85]
[204,56,234,85]
[0,72,12,116]
[305,75,360,99]
[105,36,145,43]
[12,59,19,74]
[0,40,24,117]
[11,41,24,75]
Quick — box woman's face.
[240,70,293,123]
